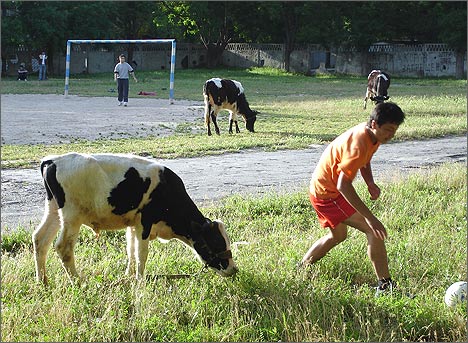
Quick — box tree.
[111,1,159,64]
[279,2,302,72]
[155,1,236,67]
[432,2,467,79]
[1,1,160,75]
[2,1,465,76]
[1,1,69,73]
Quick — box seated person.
[17,63,28,81]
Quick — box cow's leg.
[134,227,150,279]
[229,112,241,134]
[364,89,370,109]
[228,112,234,134]
[204,99,212,136]
[32,199,61,284]
[54,211,81,283]
[125,226,136,277]
[211,111,220,135]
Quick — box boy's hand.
[367,182,381,200]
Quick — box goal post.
[64,39,176,103]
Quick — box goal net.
[64,39,176,103]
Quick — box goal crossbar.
[64,39,176,103]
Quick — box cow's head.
[191,219,238,277]
[245,110,258,133]
[371,95,390,103]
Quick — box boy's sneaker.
[123,102,128,107]
[118,101,123,106]
[375,278,396,297]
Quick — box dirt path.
[1,136,466,231]
[1,94,466,231]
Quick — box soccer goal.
[64,39,176,103]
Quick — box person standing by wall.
[113,54,138,106]
[38,51,47,80]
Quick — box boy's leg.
[301,223,348,265]
[123,79,129,103]
[343,212,390,280]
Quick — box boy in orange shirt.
[301,102,405,296]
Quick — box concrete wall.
[58,43,332,75]
[336,43,467,77]
[4,42,465,78]
[223,43,285,69]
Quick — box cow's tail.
[203,83,212,126]
[40,159,66,208]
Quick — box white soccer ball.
[444,281,467,307]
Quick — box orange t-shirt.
[310,123,380,199]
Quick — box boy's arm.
[130,70,138,82]
[360,162,381,200]
[337,173,387,240]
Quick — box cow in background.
[364,70,391,109]
[203,78,258,136]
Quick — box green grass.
[1,68,467,340]
[1,68,466,168]
[1,163,466,342]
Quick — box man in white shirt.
[114,54,138,106]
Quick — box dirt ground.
[1,94,205,145]
[1,94,466,232]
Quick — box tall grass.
[1,163,466,342]
[1,68,466,168]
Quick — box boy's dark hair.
[368,102,405,127]
[119,54,126,58]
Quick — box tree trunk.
[284,44,293,72]
[205,42,228,68]
[281,2,298,72]
[455,49,466,79]
[360,50,369,76]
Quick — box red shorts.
[309,192,356,228]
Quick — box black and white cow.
[203,78,258,136]
[364,69,391,109]
[32,152,238,284]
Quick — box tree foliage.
[1,1,466,74]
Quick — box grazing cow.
[364,69,391,109]
[32,152,238,284]
[203,78,258,136]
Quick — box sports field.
[1,69,466,342]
